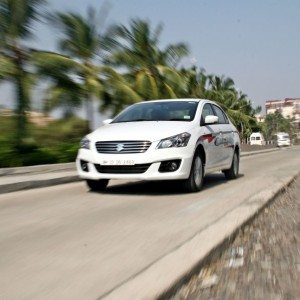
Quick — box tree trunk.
[84,95,94,132]
[15,75,28,149]
[83,60,95,132]
[14,48,30,150]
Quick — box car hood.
[88,121,196,142]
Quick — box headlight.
[157,132,191,149]
[80,137,90,149]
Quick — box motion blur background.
[0,0,299,167]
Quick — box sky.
[1,0,300,114]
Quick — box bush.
[0,116,86,167]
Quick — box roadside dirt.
[171,176,300,300]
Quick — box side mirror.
[204,115,218,125]
[102,118,113,125]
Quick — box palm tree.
[105,18,189,100]
[34,8,105,131]
[0,0,46,148]
[208,75,235,93]
[180,68,259,137]
[34,8,142,130]
[179,66,209,98]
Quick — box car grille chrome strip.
[95,141,151,154]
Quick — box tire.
[181,153,204,193]
[86,179,109,192]
[223,151,239,180]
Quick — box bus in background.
[249,132,266,145]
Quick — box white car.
[76,99,241,193]
[275,132,291,147]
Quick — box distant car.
[76,99,241,193]
[274,132,291,147]
[249,132,266,145]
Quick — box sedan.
[76,99,240,192]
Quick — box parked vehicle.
[249,132,266,145]
[274,132,291,147]
[76,99,241,193]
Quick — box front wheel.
[86,179,109,192]
[223,151,239,180]
[181,153,204,193]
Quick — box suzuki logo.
[116,144,124,152]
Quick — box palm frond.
[0,0,46,40]
[0,54,16,78]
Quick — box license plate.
[100,159,135,166]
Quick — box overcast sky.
[1,0,299,112]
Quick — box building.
[265,98,300,134]
[265,98,300,120]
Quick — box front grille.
[94,163,151,174]
[95,141,151,154]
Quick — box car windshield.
[112,101,199,123]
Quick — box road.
[0,147,299,300]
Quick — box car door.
[211,104,234,166]
[200,103,222,169]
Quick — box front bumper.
[277,141,291,146]
[76,146,194,181]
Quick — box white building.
[265,98,300,119]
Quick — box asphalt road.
[0,147,299,300]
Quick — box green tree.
[105,19,189,101]
[34,8,141,129]
[34,8,105,131]
[178,68,259,137]
[0,0,46,148]
[263,111,294,139]
[178,66,208,98]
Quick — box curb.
[240,147,280,157]
[0,175,82,194]
[158,171,299,299]
[0,148,281,194]
[0,162,76,177]
[101,170,299,300]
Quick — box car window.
[201,103,215,125]
[112,101,199,123]
[212,105,227,124]
[222,110,229,123]
[255,137,261,140]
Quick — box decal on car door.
[199,133,216,143]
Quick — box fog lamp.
[159,160,181,173]
[80,160,89,172]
